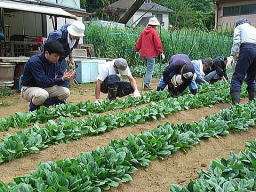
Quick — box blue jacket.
[191,60,207,84]
[21,53,64,88]
[43,24,79,61]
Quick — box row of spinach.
[0,82,230,131]
[170,141,256,192]
[1,96,256,191]
[0,85,247,164]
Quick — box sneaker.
[143,84,153,91]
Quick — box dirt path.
[0,78,159,118]
[110,128,256,192]
[0,103,230,184]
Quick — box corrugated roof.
[0,0,77,18]
[109,0,174,13]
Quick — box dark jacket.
[206,57,228,80]
[163,54,194,83]
[43,24,79,61]
[21,53,64,88]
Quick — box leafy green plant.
[170,141,256,192]
[84,23,232,67]
[0,81,230,132]
[0,83,247,164]
[0,87,13,98]
[0,102,10,107]
[1,98,256,191]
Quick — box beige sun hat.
[67,20,85,37]
[148,17,160,26]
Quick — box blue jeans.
[157,73,197,93]
[144,57,155,86]
[230,44,256,94]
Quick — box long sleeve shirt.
[231,23,256,56]
[21,53,64,88]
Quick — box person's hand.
[69,70,76,80]
[133,89,141,98]
[62,70,74,81]
[160,53,165,60]
[221,76,227,82]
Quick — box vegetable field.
[0,79,255,192]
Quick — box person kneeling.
[21,40,76,111]
[157,54,197,96]
[95,58,141,102]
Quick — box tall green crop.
[84,22,233,66]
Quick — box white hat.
[67,21,85,37]
[148,17,160,26]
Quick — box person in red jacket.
[135,17,164,90]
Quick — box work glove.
[226,56,234,69]
[160,53,165,60]
[133,89,141,98]
[171,75,183,88]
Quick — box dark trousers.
[101,75,134,97]
[230,44,256,94]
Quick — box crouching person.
[157,54,197,96]
[204,56,229,84]
[21,40,76,111]
[95,58,141,102]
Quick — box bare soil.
[0,78,159,118]
[0,103,234,184]
[0,80,254,192]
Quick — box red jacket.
[135,27,163,58]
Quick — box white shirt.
[97,60,132,82]
[231,23,256,55]
[68,33,76,49]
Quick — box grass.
[0,87,13,98]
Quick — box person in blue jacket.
[43,20,85,87]
[157,54,197,96]
[21,40,76,111]
[191,58,213,84]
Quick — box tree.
[153,0,215,30]
[81,0,118,20]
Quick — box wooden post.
[118,0,146,24]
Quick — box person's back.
[239,23,256,43]
[231,22,256,56]
[137,27,161,57]
[135,17,163,90]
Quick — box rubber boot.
[231,92,240,105]
[108,85,117,100]
[43,97,65,107]
[248,92,255,101]
[29,102,40,111]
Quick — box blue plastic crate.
[76,59,106,83]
